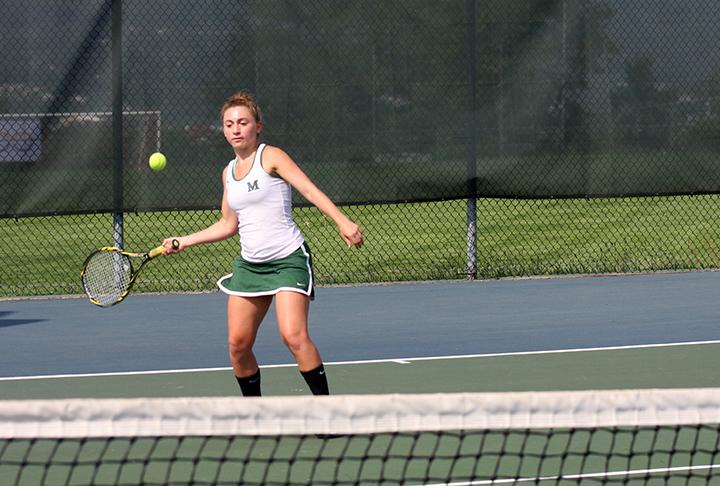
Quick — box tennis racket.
[81,239,179,307]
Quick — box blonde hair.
[220,91,262,123]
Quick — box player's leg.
[227,294,272,396]
[275,290,329,395]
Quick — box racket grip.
[148,246,166,258]
[148,239,180,259]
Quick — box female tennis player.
[162,91,363,396]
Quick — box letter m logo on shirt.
[247,180,259,192]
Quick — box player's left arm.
[264,146,363,248]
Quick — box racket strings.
[82,251,134,306]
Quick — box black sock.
[235,369,261,397]
[300,364,329,395]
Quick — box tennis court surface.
[3,271,720,484]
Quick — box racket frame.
[80,241,174,307]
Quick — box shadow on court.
[0,310,46,328]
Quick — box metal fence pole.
[111,0,124,248]
[465,0,478,279]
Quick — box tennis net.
[2,388,720,485]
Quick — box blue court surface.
[1,271,720,397]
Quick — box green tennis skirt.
[217,242,314,299]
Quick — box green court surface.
[5,426,716,485]
[2,342,720,399]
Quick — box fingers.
[162,237,183,255]
[343,227,364,249]
[353,229,364,248]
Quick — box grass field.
[2,195,720,298]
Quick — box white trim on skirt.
[216,244,314,298]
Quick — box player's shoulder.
[261,144,294,170]
[221,160,232,181]
[262,144,291,160]
[221,156,235,175]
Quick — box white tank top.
[225,144,305,263]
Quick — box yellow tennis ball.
[149,152,167,172]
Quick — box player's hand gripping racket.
[81,239,179,307]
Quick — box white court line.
[419,463,720,485]
[2,339,720,382]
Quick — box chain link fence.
[2,0,720,298]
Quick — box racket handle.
[148,239,180,259]
[148,246,165,258]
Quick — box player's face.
[223,106,262,152]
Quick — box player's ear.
[256,121,263,136]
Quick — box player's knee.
[228,335,253,358]
[280,327,311,353]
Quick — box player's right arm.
[163,167,238,254]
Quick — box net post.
[111,0,124,248]
[466,198,477,279]
[465,0,478,280]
